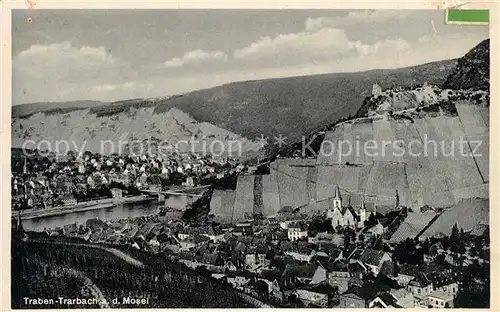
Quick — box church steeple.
[359,198,367,223]
[332,184,342,210]
[334,184,341,200]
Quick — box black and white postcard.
[1,3,496,310]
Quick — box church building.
[326,185,375,229]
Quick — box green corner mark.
[446,9,489,25]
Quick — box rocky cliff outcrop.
[444,38,489,91]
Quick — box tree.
[309,218,334,233]
[255,164,270,175]
[454,261,490,308]
[127,185,142,196]
[343,228,356,253]
[358,233,365,243]
[420,239,431,255]
[364,213,377,229]
[394,239,422,265]
[66,150,76,161]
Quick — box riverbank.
[15,195,155,220]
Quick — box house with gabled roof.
[233,224,253,236]
[294,282,339,307]
[282,263,318,285]
[367,222,386,237]
[201,253,224,267]
[345,246,360,258]
[322,260,350,294]
[369,292,404,308]
[284,246,316,263]
[340,284,380,308]
[179,234,210,250]
[429,272,458,297]
[428,290,454,308]
[358,248,392,277]
[318,243,344,262]
[287,222,308,241]
[395,263,419,287]
[310,265,328,285]
[389,288,416,308]
[423,243,445,263]
[215,250,232,266]
[407,273,433,300]
[202,226,226,242]
[340,291,367,308]
[348,262,367,279]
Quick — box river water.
[22,195,188,232]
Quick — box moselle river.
[21,196,188,232]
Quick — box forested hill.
[14,59,456,142]
[444,38,489,91]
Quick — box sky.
[12,9,489,105]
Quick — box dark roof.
[341,205,358,218]
[278,206,294,214]
[288,221,308,230]
[346,283,382,301]
[429,272,457,288]
[192,235,211,244]
[207,226,224,236]
[398,263,419,277]
[408,274,432,287]
[300,282,338,295]
[327,248,342,260]
[379,260,395,278]
[283,264,317,279]
[330,260,349,272]
[284,245,314,255]
[348,248,363,261]
[320,243,342,257]
[178,251,196,261]
[259,269,282,282]
[428,244,441,255]
[256,245,268,254]
[348,262,367,273]
[145,232,156,241]
[234,242,247,253]
[156,233,170,243]
[375,292,402,308]
[247,247,257,254]
[201,253,220,265]
[234,224,253,231]
[360,248,388,266]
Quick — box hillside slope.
[13,100,106,118]
[211,99,489,221]
[12,107,261,157]
[150,60,455,141]
[444,38,489,91]
[13,59,456,142]
[210,39,489,219]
